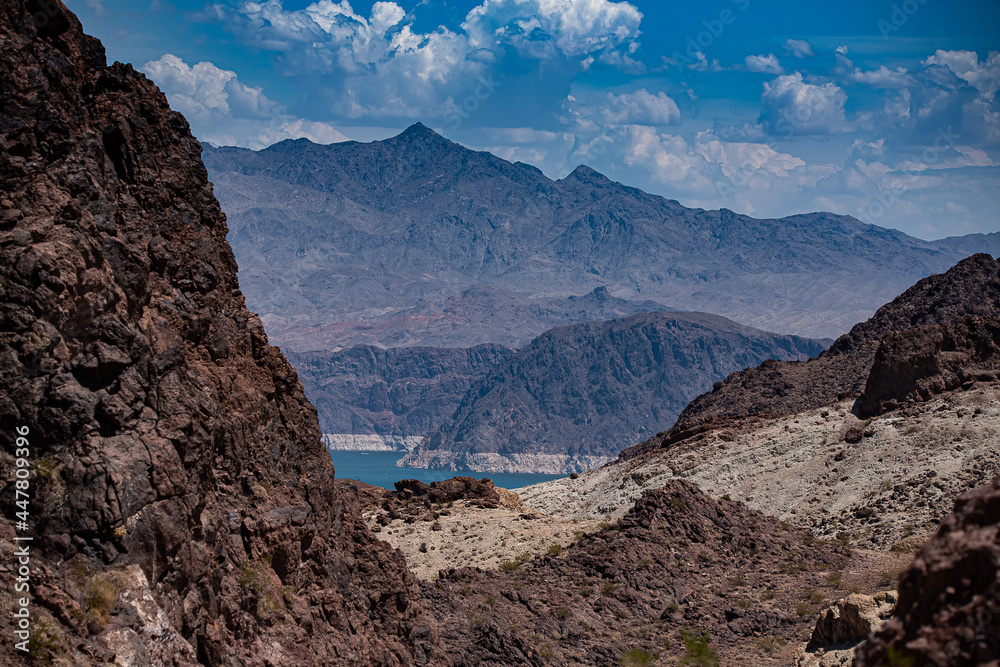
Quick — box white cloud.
[922,50,1000,97]
[897,145,997,172]
[850,65,915,89]
[783,38,814,58]
[745,54,784,75]
[695,138,805,177]
[86,0,105,12]
[759,72,849,135]
[142,54,348,149]
[596,89,681,125]
[463,0,643,63]
[208,0,645,118]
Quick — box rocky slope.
[0,2,445,664]
[402,311,827,473]
[520,256,1000,547]
[635,253,1000,444]
[203,128,1000,345]
[286,343,513,451]
[855,476,1000,666]
[420,479,909,666]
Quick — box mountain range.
[1,3,996,664]
[203,123,1000,347]
[401,311,826,473]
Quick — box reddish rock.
[0,2,445,664]
[855,477,1000,667]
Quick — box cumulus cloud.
[142,54,348,149]
[922,50,1000,97]
[759,72,849,135]
[206,0,645,118]
[783,38,813,58]
[595,89,681,125]
[463,0,643,64]
[745,54,784,75]
[850,65,915,89]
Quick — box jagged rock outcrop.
[286,343,514,451]
[855,477,1000,667]
[402,311,826,473]
[626,254,1000,456]
[860,315,1000,416]
[423,479,856,665]
[203,127,1000,345]
[810,592,898,647]
[0,2,444,664]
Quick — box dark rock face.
[0,2,442,664]
[860,315,1000,416]
[286,343,513,447]
[423,479,853,665]
[641,254,1000,447]
[855,477,1000,667]
[203,128,1000,345]
[403,311,826,472]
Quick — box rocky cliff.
[855,477,1000,666]
[402,312,826,473]
[203,129,1000,345]
[285,343,513,450]
[0,2,443,664]
[640,254,1000,446]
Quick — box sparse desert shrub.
[555,606,571,619]
[679,628,718,667]
[620,648,657,666]
[886,645,916,667]
[539,644,554,660]
[697,550,711,563]
[729,574,747,587]
[84,571,129,632]
[670,497,687,510]
[757,636,787,655]
[602,581,617,594]
[825,572,843,588]
[796,603,811,617]
[547,543,562,556]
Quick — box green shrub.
[620,648,657,666]
[679,628,718,667]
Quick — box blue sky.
[68,0,1000,239]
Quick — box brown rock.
[809,591,897,647]
[855,476,1000,667]
[0,2,445,664]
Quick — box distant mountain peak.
[564,164,613,185]
[396,122,449,143]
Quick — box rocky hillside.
[285,343,513,451]
[421,479,889,666]
[0,2,444,664]
[203,127,1000,345]
[402,312,826,473]
[637,254,1000,444]
[856,476,1000,666]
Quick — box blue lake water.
[329,450,565,491]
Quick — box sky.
[67,0,1000,240]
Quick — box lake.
[329,450,565,491]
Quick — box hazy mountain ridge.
[285,343,514,451]
[632,253,1000,449]
[204,124,1000,345]
[402,311,827,473]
